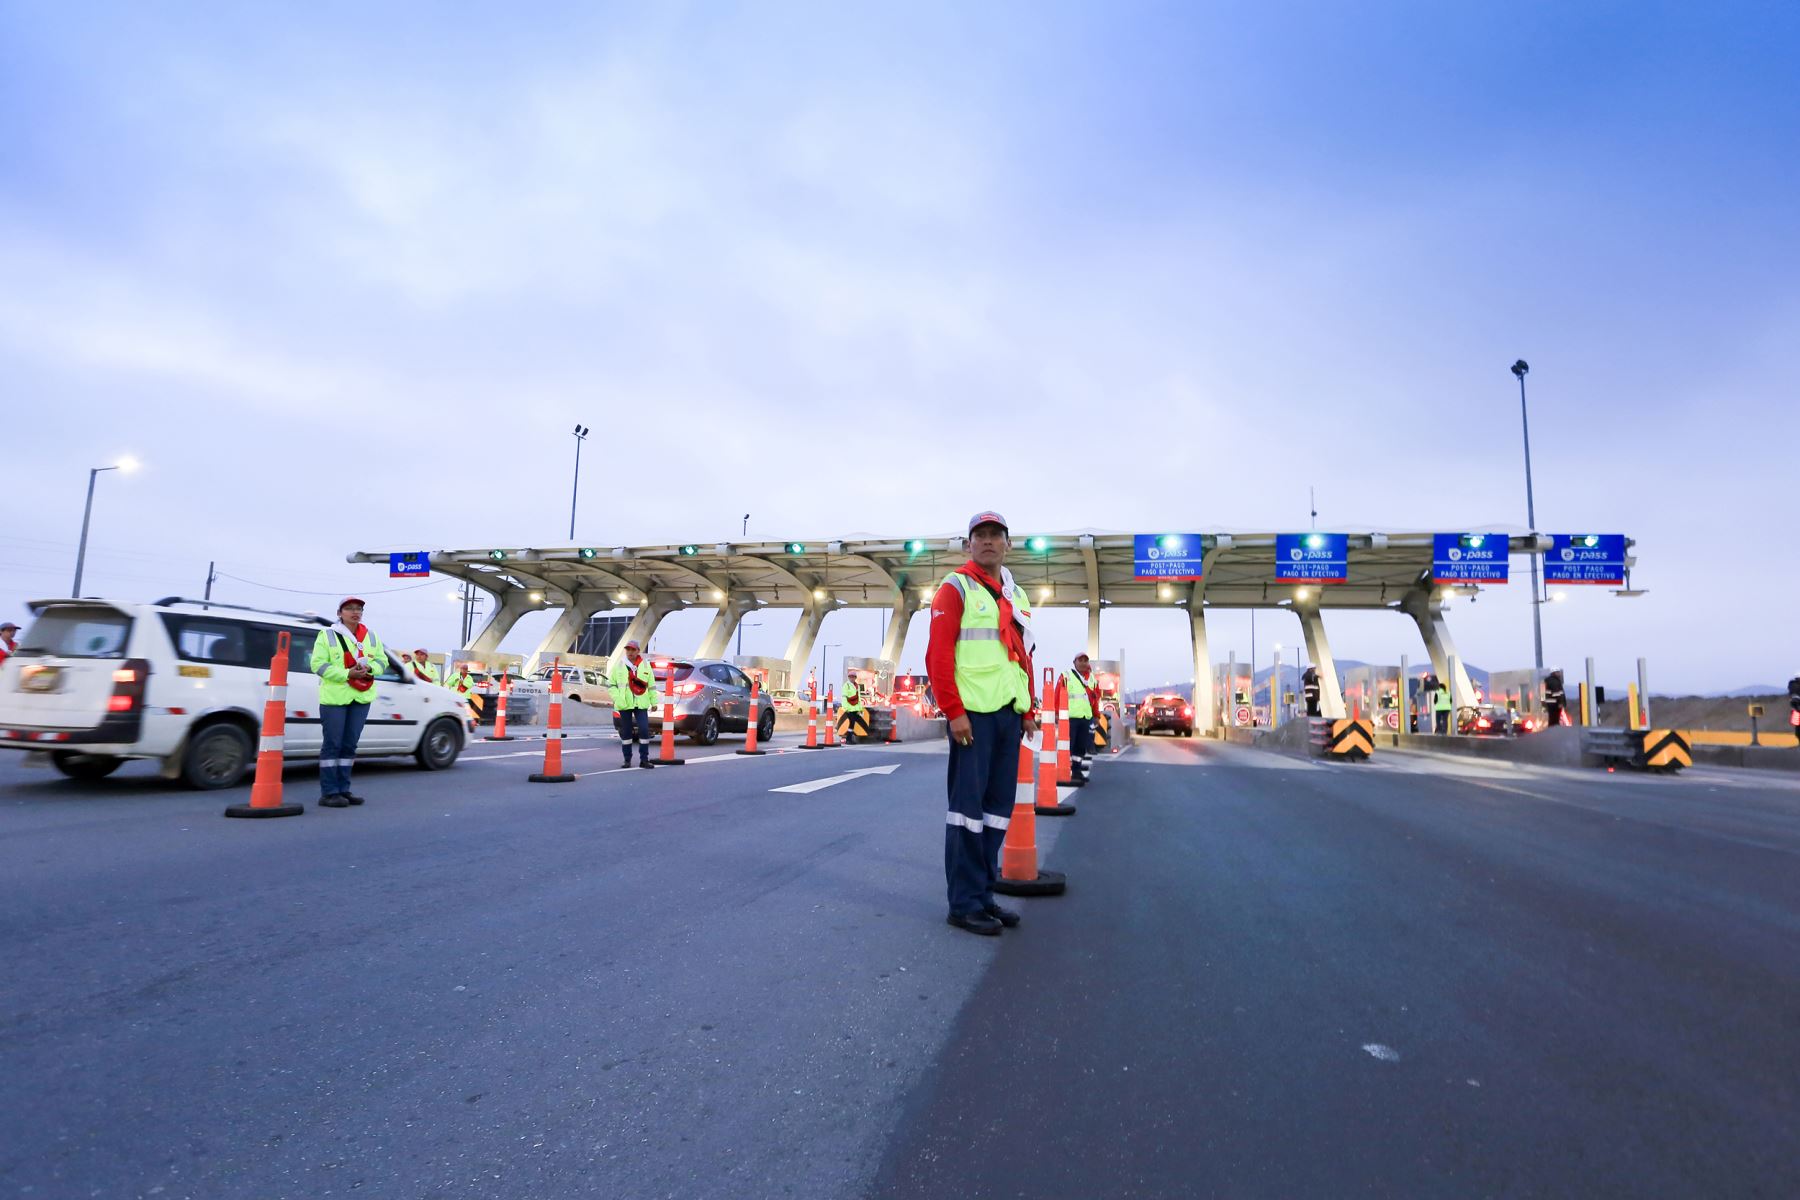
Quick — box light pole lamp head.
[1511,360,1529,379]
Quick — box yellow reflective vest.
[609,655,659,711]
[310,626,388,706]
[944,572,1033,715]
[1065,669,1096,719]
[841,679,864,713]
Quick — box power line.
[213,570,443,597]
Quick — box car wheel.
[50,751,125,781]
[691,710,720,746]
[414,717,462,770]
[182,723,252,790]
[758,709,776,743]
[568,693,581,705]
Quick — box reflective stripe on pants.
[944,707,1022,917]
[319,702,370,797]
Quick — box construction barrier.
[1310,717,1374,760]
[653,665,686,765]
[737,679,767,755]
[995,731,1067,897]
[487,672,515,742]
[225,631,304,819]
[1036,668,1076,816]
[1582,727,1691,771]
[528,659,577,783]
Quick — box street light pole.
[71,457,137,597]
[569,424,590,541]
[1512,360,1544,671]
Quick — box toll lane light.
[785,542,806,555]
[905,539,925,554]
[578,548,598,559]
[1304,533,1325,550]
[678,544,700,556]
[488,550,506,561]
[1026,536,1048,552]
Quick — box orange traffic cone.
[529,658,577,783]
[487,671,515,741]
[653,660,686,765]
[886,704,900,744]
[225,631,304,818]
[823,686,838,747]
[1036,669,1076,817]
[1056,677,1075,785]
[737,678,768,755]
[799,699,824,749]
[995,729,1066,896]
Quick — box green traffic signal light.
[578,548,597,559]
[905,539,925,554]
[679,544,699,556]
[1463,535,1485,549]
[785,542,805,555]
[1027,536,1048,552]
[1580,534,1599,548]
[488,549,506,561]
[1158,535,1183,552]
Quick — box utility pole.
[204,561,217,605]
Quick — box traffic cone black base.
[224,802,304,819]
[528,772,577,783]
[797,743,827,750]
[994,868,1067,897]
[1066,776,1088,788]
[652,757,687,765]
[1036,802,1076,817]
[486,735,516,742]
[736,748,768,756]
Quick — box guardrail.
[1580,727,1691,772]
[1309,717,1375,761]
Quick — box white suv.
[0,597,474,789]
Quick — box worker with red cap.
[400,648,440,685]
[925,511,1039,936]
[309,598,389,808]
[0,622,19,668]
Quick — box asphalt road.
[2,729,1796,1199]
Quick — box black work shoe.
[318,795,350,808]
[638,760,655,769]
[982,903,1022,928]
[343,793,366,806]
[946,911,1003,936]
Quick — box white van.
[0,597,474,789]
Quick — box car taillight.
[673,681,703,697]
[1181,705,1193,717]
[108,658,149,714]
[1477,717,1491,729]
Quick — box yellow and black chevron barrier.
[1310,717,1375,761]
[1641,728,1691,770]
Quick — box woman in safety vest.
[402,648,439,685]
[309,598,389,808]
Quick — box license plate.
[20,666,62,693]
[1156,708,1172,717]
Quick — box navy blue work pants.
[615,708,651,762]
[944,707,1022,917]
[1068,717,1093,777]
[319,702,370,798]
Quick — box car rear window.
[16,609,133,658]
[652,663,694,682]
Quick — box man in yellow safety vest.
[608,640,659,769]
[840,672,870,744]
[925,510,1040,936]
[1066,653,1100,783]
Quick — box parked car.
[767,689,807,716]
[1136,693,1195,736]
[0,597,473,788]
[517,663,610,705]
[648,658,778,745]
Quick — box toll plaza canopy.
[350,527,1635,726]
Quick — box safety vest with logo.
[609,655,658,711]
[1065,669,1096,719]
[944,572,1032,715]
[311,627,388,706]
[841,679,864,713]
[409,659,440,685]
[1433,686,1453,712]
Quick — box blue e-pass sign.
[389,552,430,579]
[1275,533,1348,582]
[1432,533,1509,584]
[1543,534,1626,584]
[1133,534,1204,580]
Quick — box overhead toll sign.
[388,552,429,579]
[1276,533,1348,582]
[1544,534,1627,585]
[1432,533,1508,584]
[1132,534,1204,581]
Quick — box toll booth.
[733,656,792,693]
[1212,664,1254,728]
[1092,659,1125,719]
[1488,668,1555,723]
[841,656,896,700]
[1342,666,1402,732]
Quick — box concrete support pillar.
[522,589,613,675]
[618,592,686,657]
[783,601,836,680]
[1400,590,1477,711]
[465,588,541,657]
[1190,603,1215,732]
[879,596,918,666]
[695,594,759,660]
[1297,603,1347,719]
[1087,603,1102,661]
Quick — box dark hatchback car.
[1136,693,1195,736]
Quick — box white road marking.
[770,764,903,794]
[1362,1043,1401,1062]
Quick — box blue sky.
[2,1,1795,692]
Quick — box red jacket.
[925,563,1037,722]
